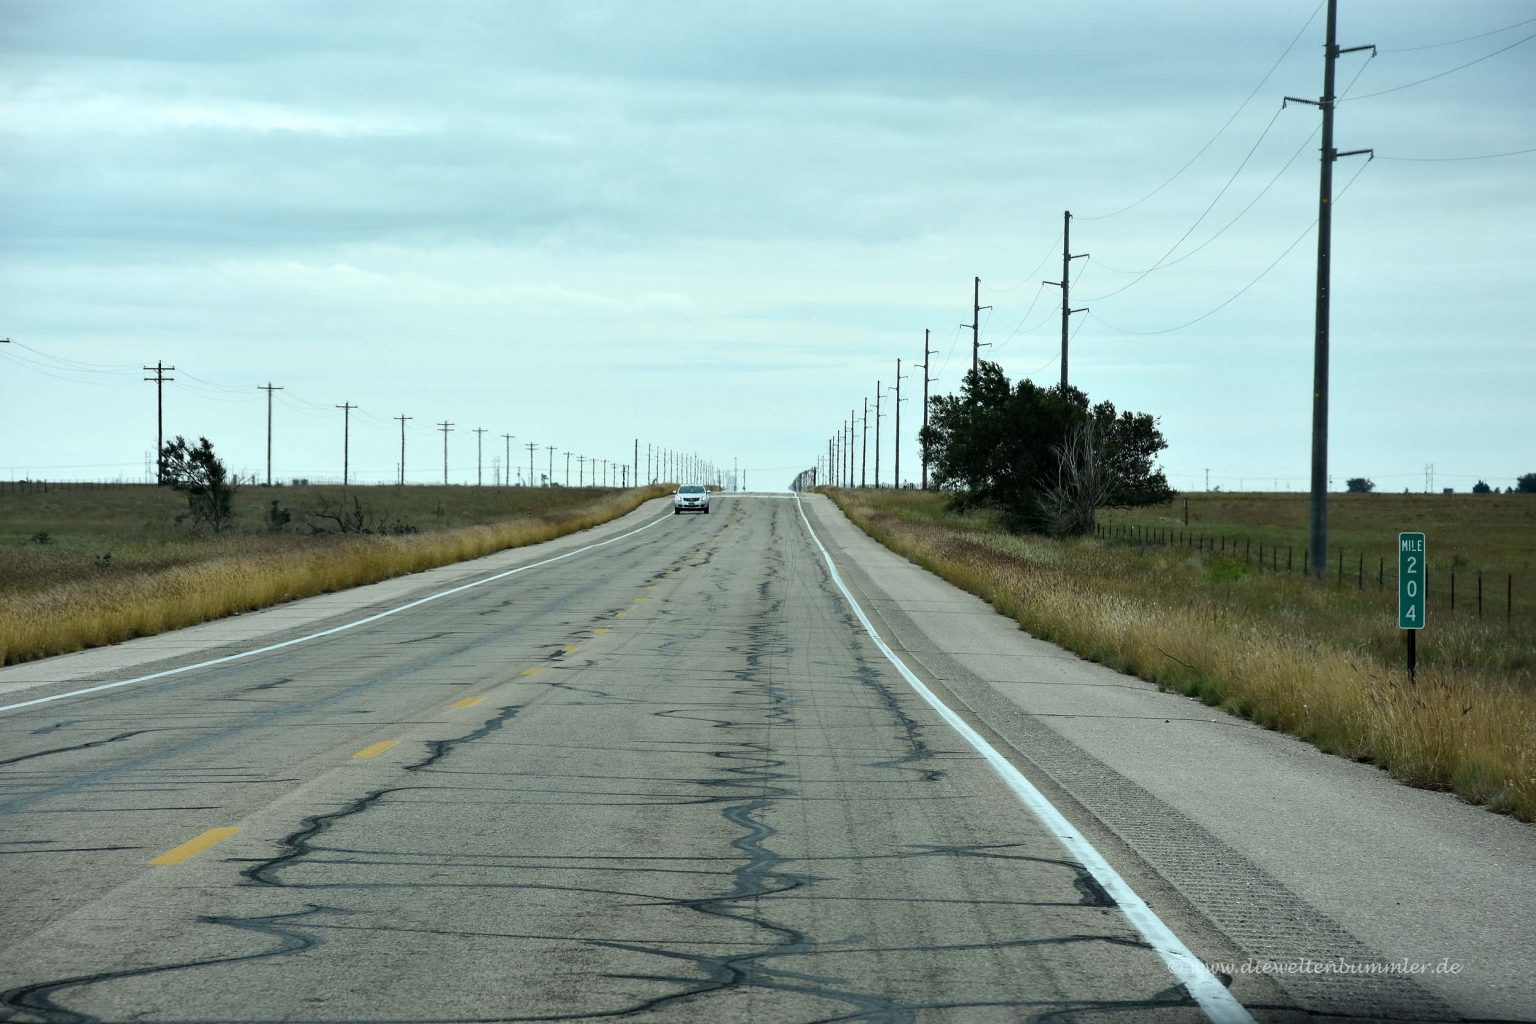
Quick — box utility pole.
[634,439,639,488]
[861,397,869,488]
[602,458,609,486]
[1286,0,1373,576]
[647,443,652,484]
[878,382,890,491]
[547,445,556,486]
[963,277,991,384]
[919,329,935,490]
[395,415,412,486]
[577,454,587,485]
[438,421,454,484]
[893,359,908,489]
[502,434,513,487]
[848,411,855,487]
[1044,211,1089,389]
[565,450,572,485]
[336,402,356,486]
[143,361,176,483]
[526,441,538,487]
[257,382,282,486]
[474,427,487,486]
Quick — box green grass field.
[825,487,1536,821]
[0,482,666,665]
[1098,491,1536,620]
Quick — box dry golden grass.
[826,488,1536,822]
[0,486,668,666]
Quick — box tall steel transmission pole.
[474,427,487,486]
[1044,211,1089,389]
[143,361,176,484]
[395,415,412,486]
[1285,0,1373,575]
[873,381,883,488]
[336,402,356,486]
[258,382,282,486]
[893,360,908,489]
[919,329,935,490]
[437,421,454,484]
[964,277,991,383]
[861,397,868,488]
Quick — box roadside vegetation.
[0,476,669,665]
[825,487,1536,822]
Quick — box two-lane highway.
[1,495,1245,1022]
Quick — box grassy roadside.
[823,488,1536,822]
[0,485,669,665]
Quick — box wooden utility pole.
[964,278,991,383]
[577,454,587,485]
[1044,211,1089,389]
[565,450,572,485]
[1285,0,1373,575]
[258,382,282,486]
[336,402,356,486]
[143,362,175,483]
[919,329,935,490]
[395,415,412,486]
[634,438,639,487]
[547,445,556,486]
[525,441,538,487]
[861,397,869,488]
[437,421,454,484]
[502,434,513,487]
[474,428,487,486]
[893,360,908,489]
[873,381,882,488]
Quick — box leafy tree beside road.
[158,436,236,532]
[918,361,1173,535]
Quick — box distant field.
[1098,491,1536,621]
[0,482,666,664]
[825,487,1536,821]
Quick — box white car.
[673,484,710,514]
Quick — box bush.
[159,436,236,532]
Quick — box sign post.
[1399,532,1425,680]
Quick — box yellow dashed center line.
[150,827,238,865]
[562,645,580,654]
[633,596,645,603]
[451,696,483,708]
[520,666,543,678]
[352,740,398,759]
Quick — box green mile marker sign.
[1399,532,1426,630]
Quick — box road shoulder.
[799,493,1535,1022]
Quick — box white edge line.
[0,509,676,715]
[794,494,1254,1024]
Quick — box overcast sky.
[3,1,1532,492]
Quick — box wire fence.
[1095,521,1522,625]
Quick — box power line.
[1087,155,1373,337]
[1344,28,1536,101]
[1378,146,1536,163]
[1384,15,1536,54]
[1080,0,1324,222]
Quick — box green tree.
[1517,473,1536,495]
[1346,477,1375,493]
[159,436,236,531]
[1472,480,1492,494]
[919,361,1173,534]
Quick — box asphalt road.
[1,494,1528,1023]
